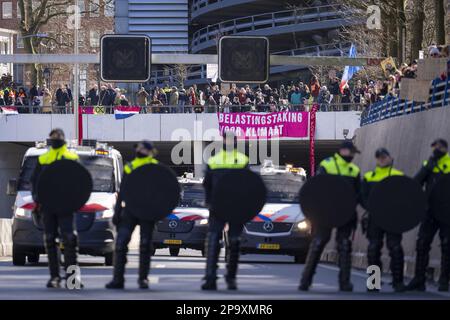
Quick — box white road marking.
[149,276,159,284]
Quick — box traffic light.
[218,36,269,83]
[100,34,151,82]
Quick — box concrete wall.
[322,107,450,280]
[0,112,361,142]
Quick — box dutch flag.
[114,106,141,120]
[1,106,19,115]
[340,44,362,94]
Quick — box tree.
[409,0,425,60]
[336,0,447,64]
[17,0,111,85]
[166,64,191,88]
[434,0,446,45]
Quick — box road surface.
[0,249,448,300]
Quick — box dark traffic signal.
[100,35,151,82]
[219,36,269,84]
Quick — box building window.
[104,0,114,17]
[89,30,100,48]
[78,0,86,17]
[0,42,7,54]
[2,2,13,19]
[78,30,86,48]
[17,2,21,19]
[90,0,99,17]
[16,35,24,49]
[13,64,24,84]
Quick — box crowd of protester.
[0,74,420,114]
[1,45,448,114]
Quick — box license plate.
[257,243,280,250]
[164,239,182,245]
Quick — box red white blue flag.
[114,106,141,119]
[1,106,19,115]
[340,44,362,93]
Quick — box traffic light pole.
[0,54,383,67]
[74,25,80,145]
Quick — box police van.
[152,173,209,257]
[231,161,312,263]
[8,140,123,266]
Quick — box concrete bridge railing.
[0,112,361,142]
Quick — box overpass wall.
[322,107,450,280]
[0,112,360,142]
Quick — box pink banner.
[218,111,309,139]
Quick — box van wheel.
[27,253,40,264]
[169,248,180,257]
[104,253,113,266]
[13,248,26,266]
[294,253,307,264]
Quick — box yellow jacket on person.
[207,149,249,170]
[38,145,79,165]
[124,156,159,175]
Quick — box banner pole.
[309,104,319,177]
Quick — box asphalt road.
[0,248,449,300]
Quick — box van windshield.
[262,174,303,204]
[17,155,116,193]
[179,183,205,208]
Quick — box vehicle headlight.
[195,218,208,226]
[96,209,114,220]
[15,207,32,219]
[296,220,310,231]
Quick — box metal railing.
[192,0,245,12]
[360,76,450,126]
[191,4,346,52]
[191,0,260,19]
[149,42,352,86]
[1,103,363,115]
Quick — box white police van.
[232,161,312,263]
[152,173,209,256]
[8,140,123,266]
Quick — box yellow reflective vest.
[319,153,360,177]
[207,149,249,170]
[38,145,79,165]
[423,154,450,174]
[363,166,404,182]
[124,156,159,175]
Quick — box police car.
[8,140,123,266]
[229,161,311,263]
[152,174,209,257]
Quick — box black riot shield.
[368,176,427,233]
[37,159,93,215]
[210,169,267,224]
[429,174,450,226]
[299,174,357,228]
[121,164,180,221]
